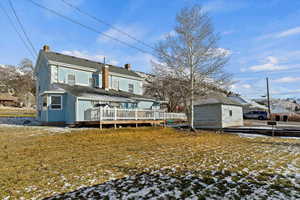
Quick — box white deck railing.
[84,108,187,121]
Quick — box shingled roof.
[55,83,156,101]
[194,93,242,106]
[44,51,141,78]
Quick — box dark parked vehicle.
[243,111,268,120]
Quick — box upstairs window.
[51,65,58,83]
[89,78,94,87]
[128,84,134,93]
[50,95,62,110]
[229,110,233,117]
[67,74,75,85]
[112,80,119,90]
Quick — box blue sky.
[1,0,300,99]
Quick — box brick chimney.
[102,65,109,90]
[43,45,50,52]
[124,64,131,70]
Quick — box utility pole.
[266,77,271,119]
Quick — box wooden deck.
[78,119,165,127]
[81,108,187,128]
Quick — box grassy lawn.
[0,107,36,117]
[0,126,299,199]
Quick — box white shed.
[194,94,243,129]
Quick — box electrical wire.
[26,0,155,56]
[8,0,38,57]
[60,0,156,51]
[0,2,36,59]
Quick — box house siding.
[35,50,159,124]
[47,94,66,122]
[194,104,222,128]
[65,94,76,124]
[36,54,50,121]
[221,105,243,127]
[56,66,93,86]
[110,75,143,95]
[77,99,94,121]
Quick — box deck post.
[135,109,138,127]
[114,107,117,129]
[99,107,102,129]
[163,112,166,127]
[114,107,117,121]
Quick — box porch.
[80,108,187,128]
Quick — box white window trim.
[50,95,63,110]
[50,65,59,83]
[76,83,89,87]
[128,83,134,93]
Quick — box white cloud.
[273,76,300,83]
[202,0,248,13]
[241,84,252,89]
[61,50,155,72]
[258,26,300,40]
[97,24,146,45]
[230,83,252,90]
[61,50,118,65]
[215,48,232,57]
[276,26,300,38]
[121,52,156,72]
[244,56,288,72]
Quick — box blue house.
[34,45,161,125]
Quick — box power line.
[8,0,38,57]
[60,0,155,51]
[0,2,36,59]
[26,0,155,56]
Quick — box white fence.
[84,108,187,121]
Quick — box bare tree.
[152,5,231,129]
[20,58,34,75]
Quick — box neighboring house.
[35,45,160,125]
[0,93,18,107]
[228,95,268,112]
[193,93,243,128]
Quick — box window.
[89,78,94,87]
[51,65,58,83]
[112,80,119,90]
[50,95,62,110]
[229,110,233,117]
[128,83,134,93]
[67,74,75,85]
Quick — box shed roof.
[194,93,242,106]
[44,51,141,78]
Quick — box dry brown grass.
[0,107,35,117]
[0,126,299,199]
